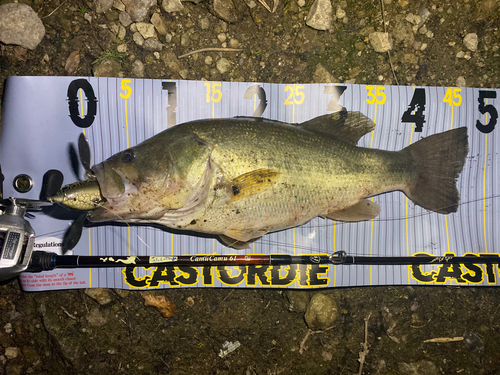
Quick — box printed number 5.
[120,79,132,99]
[366,86,386,105]
[284,85,305,105]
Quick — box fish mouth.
[89,163,137,221]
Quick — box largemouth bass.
[50,111,468,248]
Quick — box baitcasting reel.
[0,198,52,281]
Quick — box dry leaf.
[141,292,176,318]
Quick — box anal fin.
[220,228,268,249]
[323,199,381,222]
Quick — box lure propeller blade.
[40,170,64,201]
[78,133,93,178]
[62,212,87,253]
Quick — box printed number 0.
[67,79,97,129]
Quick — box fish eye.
[122,150,136,163]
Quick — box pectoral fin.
[224,169,280,202]
[323,199,381,222]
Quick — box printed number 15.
[205,82,222,103]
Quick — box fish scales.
[183,120,411,235]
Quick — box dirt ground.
[1,0,500,374]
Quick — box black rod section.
[26,251,500,273]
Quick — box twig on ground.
[379,0,399,85]
[357,313,371,375]
[258,0,272,12]
[40,1,68,19]
[423,336,464,343]
[178,48,243,59]
[299,326,334,355]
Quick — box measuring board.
[1,76,498,291]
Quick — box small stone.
[84,288,113,305]
[297,0,305,6]
[306,0,332,31]
[205,56,213,65]
[151,13,167,35]
[0,3,45,50]
[398,361,438,375]
[420,43,427,51]
[322,351,333,361]
[119,11,132,27]
[405,13,421,25]
[179,69,189,79]
[4,347,18,359]
[133,31,144,45]
[185,297,195,306]
[475,0,499,21]
[109,22,119,35]
[96,0,114,13]
[162,0,184,13]
[418,25,427,34]
[136,22,155,38]
[336,7,346,19]
[463,331,484,352]
[113,0,126,11]
[213,0,237,23]
[113,289,130,298]
[117,43,127,53]
[456,50,465,58]
[85,308,108,326]
[131,59,145,78]
[228,38,241,48]
[4,322,13,334]
[217,33,227,43]
[64,51,81,75]
[304,293,339,330]
[425,30,433,38]
[143,37,163,51]
[456,76,466,87]
[463,33,478,51]
[181,32,190,47]
[312,63,336,83]
[122,0,156,22]
[413,41,422,50]
[285,290,310,313]
[418,7,431,27]
[216,57,231,74]
[369,32,393,52]
[199,17,210,29]
[117,25,126,39]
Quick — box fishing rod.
[2,195,500,283]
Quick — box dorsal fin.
[299,110,375,145]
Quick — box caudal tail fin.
[403,127,468,214]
